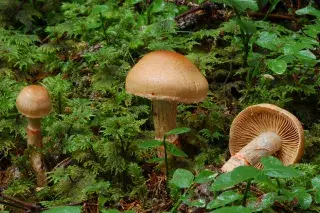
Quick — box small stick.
[248,12,295,20]
[0,193,41,210]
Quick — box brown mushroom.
[16,85,52,186]
[221,104,304,172]
[125,50,208,156]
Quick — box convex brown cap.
[125,50,209,103]
[16,85,52,118]
[229,104,304,168]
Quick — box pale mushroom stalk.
[153,100,179,157]
[16,85,52,187]
[221,131,281,172]
[26,118,46,187]
[153,100,178,142]
[221,104,304,173]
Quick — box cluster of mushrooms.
[16,50,304,186]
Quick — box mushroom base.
[221,131,281,172]
[152,100,178,157]
[26,118,47,187]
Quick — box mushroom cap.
[229,103,304,168]
[125,50,209,103]
[16,85,52,118]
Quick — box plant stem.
[242,179,252,207]
[99,12,108,41]
[58,92,62,114]
[170,186,191,213]
[0,200,29,211]
[276,178,281,195]
[163,135,169,179]
[233,7,249,66]
[263,0,280,20]
[0,192,41,211]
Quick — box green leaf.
[42,206,82,213]
[166,142,188,157]
[147,157,164,163]
[247,192,277,212]
[303,21,320,38]
[139,140,162,149]
[195,170,217,184]
[92,5,110,15]
[209,206,252,213]
[315,190,320,203]
[125,0,143,5]
[278,188,296,202]
[266,59,287,74]
[282,42,309,55]
[254,173,275,188]
[296,192,312,209]
[295,50,317,65]
[256,32,282,51]
[214,0,258,12]
[296,6,320,18]
[264,166,305,178]
[231,166,261,183]
[207,191,243,209]
[312,176,320,189]
[104,210,120,213]
[261,157,304,178]
[151,0,165,13]
[237,19,256,35]
[299,37,319,47]
[171,169,194,188]
[261,156,283,166]
[190,199,206,208]
[212,172,236,191]
[165,127,191,136]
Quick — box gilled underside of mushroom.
[221,104,304,172]
[152,100,179,157]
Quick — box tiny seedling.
[139,127,191,179]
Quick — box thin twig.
[0,193,41,210]
[248,12,295,20]
[0,200,29,210]
[165,0,199,7]
[242,180,252,206]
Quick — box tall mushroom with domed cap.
[16,85,52,187]
[125,50,208,156]
[221,104,304,172]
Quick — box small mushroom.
[125,50,208,156]
[221,104,304,172]
[16,85,52,186]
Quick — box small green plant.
[139,127,191,178]
[169,156,320,212]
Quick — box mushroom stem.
[221,131,281,172]
[152,100,178,157]
[26,118,47,187]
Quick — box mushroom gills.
[221,131,281,172]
